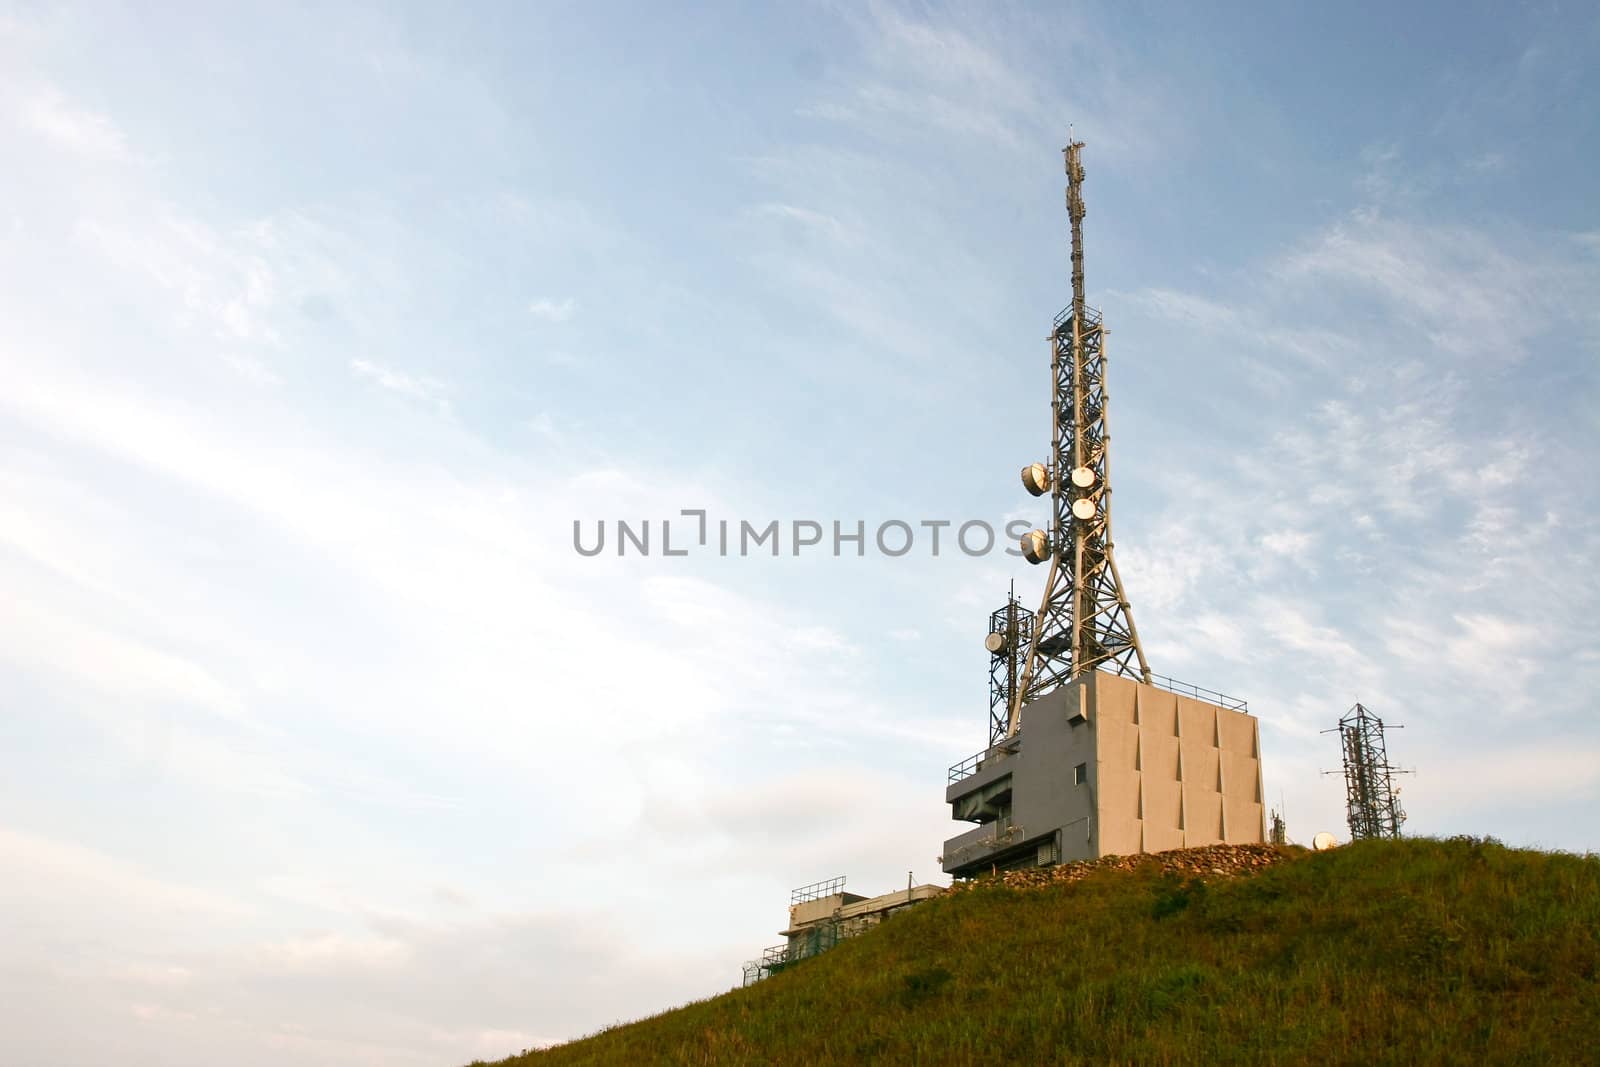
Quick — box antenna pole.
[1325,703,1409,839]
[1008,140,1150,735]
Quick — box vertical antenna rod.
[1007,140,1150,736]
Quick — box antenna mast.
[984,585,1033,747]
[1009,141,1150,735]
[1324,703,1409,839]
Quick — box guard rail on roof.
[790,876,845,904]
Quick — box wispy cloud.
[528,296,577,322]
[349,358,449,410]
[1108,184,1600,844]
[223,352,282,386]
[15,89,131,160]
[751,202,861,247]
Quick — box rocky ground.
[950,842,1297,892]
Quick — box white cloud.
[223,352,283,386]
[0,583,250,722]
[15,88,131,160]
[752,202,862,247]
[1260,528,1314,562]
[1107,192,1600,851]
[0,826,253,956]
[349,358,449,410]
[528,296,576,322]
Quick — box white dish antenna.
[1070,466,1096,488]
[1020,463,1051,497]
[1020,529,1049,564]
[984,631,1009,655]
[1312,831,1337,851]
[1071,498,1096,521]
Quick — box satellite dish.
[1020,462,1051,497]
[1020,529,1049,564]
[1312,832,1337,851]
[1070,466,1096,488]
[984,632,1009,655]
[1071,498,1096,521]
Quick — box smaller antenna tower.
[984,585,1034,747]
[1323,703,1409,840]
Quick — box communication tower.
[1325,703,1408,840]
[942,142,1266,878]
[1009,141,1150,735]
[983,586,1033,747]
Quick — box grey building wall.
[941,673,1265,878]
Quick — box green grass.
[477,837,1600,1066]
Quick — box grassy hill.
[478,837,1599,1066]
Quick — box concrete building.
[742,876,943,985]
[941,672,1265,879]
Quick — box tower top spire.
[1063,140,1087,331]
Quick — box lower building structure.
[741,876,943,985]
[941,671,1264,879]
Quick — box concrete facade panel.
[1098,718,1139,771]
[1222,751,1259,801]
[1100,679,1136,725]
[1181,787,1224,843]
[1144,776,1182,833]
[1185,745,1221,793]
[1224,795,1264,844]
[1144,687,1180,736]
[1100,815,1141,856]
[1219,709,1256,754]
[1098,760,1140,828]
[1142,822,1184,852]
[1142,732,1180,780]
[1179,700,1215,745]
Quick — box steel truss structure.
[986,590,1034,747]
[1009,141,1150,735]
[1327,703,1407,840]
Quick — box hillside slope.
[478,837,1600,1066]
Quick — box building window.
[1074,762,1088,786]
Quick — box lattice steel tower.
[1007,141,1150,735]
[983,586,1033,747]
[1328,703,1407,840]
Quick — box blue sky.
[2,2,1597,1063]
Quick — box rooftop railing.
[947,735,1021,785]
[947,751,985,785]
[790,876,846,904]
[1148,673,1248,713]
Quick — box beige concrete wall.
[788,892,865,931]
[1090,674,1264,853]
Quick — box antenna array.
[1324,703,1409,840]
[1004,141,1151,736]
